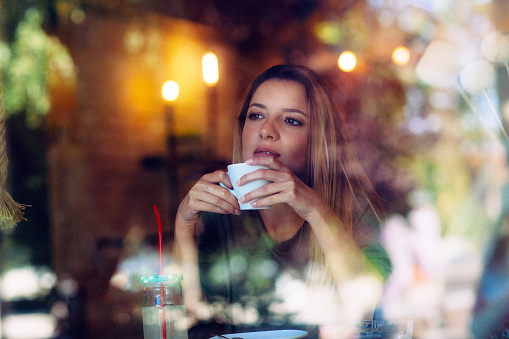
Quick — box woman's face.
[242,79,310,176]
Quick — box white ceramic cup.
[223,163,271,210]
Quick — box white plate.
[211,329,308,338]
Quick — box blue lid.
[140,274,183,284]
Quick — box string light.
[338,51,357,72]
[392,46,410,66]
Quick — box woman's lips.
[253,147,280,157]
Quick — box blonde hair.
[233,65,383,281]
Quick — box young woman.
[174,65,392,338]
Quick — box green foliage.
[1,8,51,127]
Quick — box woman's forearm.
[306,203,384,316]
[173,218,217,325]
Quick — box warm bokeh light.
[2,313,57,339]
[338,51,357,72]
[314,21,344,45]
[161,80,179,102]
[202,52,219,86]
[392,46,410,66]
[415,40,459,88]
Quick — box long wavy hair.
[232,65,383,281]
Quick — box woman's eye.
[285,117,302,126]
[247,112,263,120]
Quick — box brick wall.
[47,8,241,334]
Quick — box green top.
[194,210,392,335]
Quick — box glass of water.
[345,320,413,338]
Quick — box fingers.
[188,189,240,215]
[239,179,295,206]
[193,175,239,211]
[236,158,290,187]
[179,170,240,222]
[235,159,325,217]
[203,170,234,189]
[237,167,294,191]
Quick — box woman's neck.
[259,204,305,242]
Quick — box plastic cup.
[338,320,413,338]
[141,274,188,339]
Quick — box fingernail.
[235,209,241,215]
[245,158,254,164]
[239,196,246,203]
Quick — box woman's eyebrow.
[248,103,266,109]
[249,103,308,116]
[282,108,308,116]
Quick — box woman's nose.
[259,119,279,140]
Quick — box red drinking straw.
[153,206,167,339]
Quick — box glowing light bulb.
[162,81,179,102]
[338,51,357,72]
[202,52,219,86]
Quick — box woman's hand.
[237,157,333,221]
[176,170,240,228]
[173,171,239,324]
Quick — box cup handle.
[219,173,237,198]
